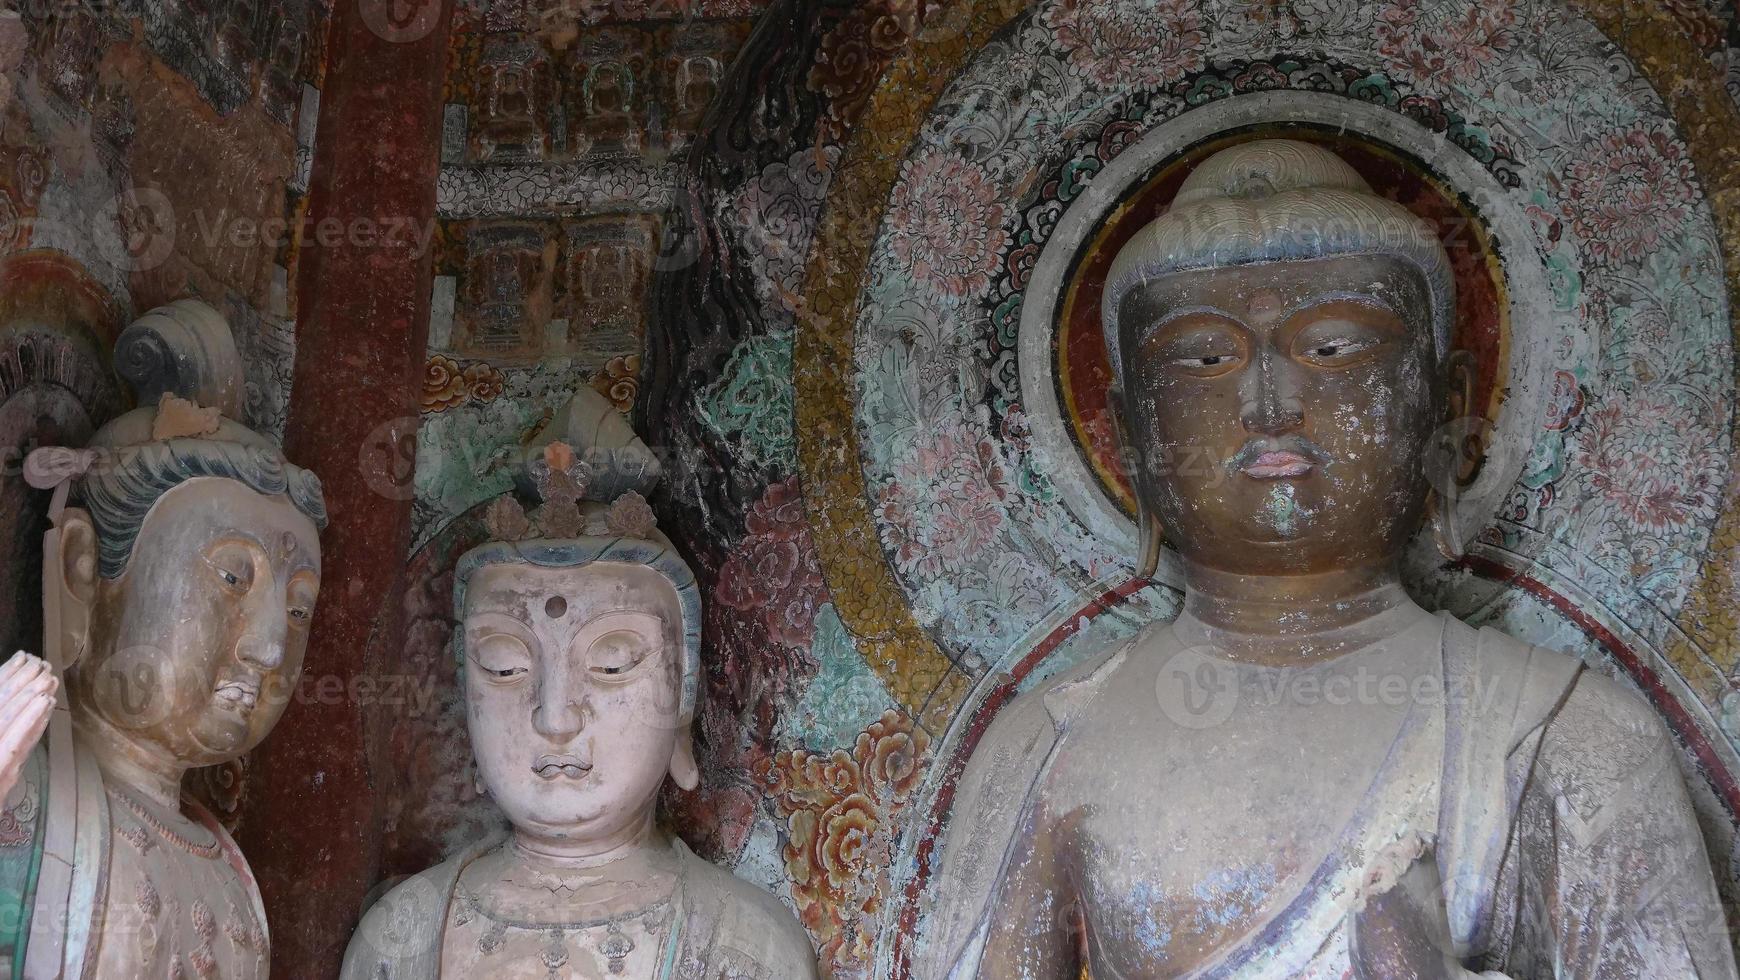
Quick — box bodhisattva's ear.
[1108,386,1163,580]
[669,730,700,791]
[54,508,98,665]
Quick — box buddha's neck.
[511,809,658,870]
[74,713,185,809]
[1179,560,1419,665]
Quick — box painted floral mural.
[885,151,1009,300]
[1374,0,1518,89]
[1042,0,1205,89]
[760,710,930,978]
[873,408,1010,583]
[720,477,829,650]
[1564,120,1702,269]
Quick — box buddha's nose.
[1241,350,1305,434]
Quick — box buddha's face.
[75,477,321,766]
[1116,254,1442,575]
[462,561,686,845]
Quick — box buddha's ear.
[1108,387,1163,580]
[1443,349,1476,424]
[53,508,98,665]
[669,731,699,791]
[1429,350,1479,561]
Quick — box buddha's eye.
[1289,304,1402,368]
[588,629,656,679]
[1294,331,1384,367]
[471,634,532,682]
[1145,317,1247,379]
[1171,352,1241,370]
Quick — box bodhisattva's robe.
[0,741,267,979]
[920,609,1737,979]
[342,834,817,980]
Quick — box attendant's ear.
[669,731,699,791]
[54,508,98,665]
[1108,386,1162,580]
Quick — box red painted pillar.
[236,0,452,973]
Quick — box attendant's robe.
[0,741,267,979]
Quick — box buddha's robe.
[342,834,818,980]
[920,610,1737,979]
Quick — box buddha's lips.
[1243,451,1314,479]
[533,754,591,779]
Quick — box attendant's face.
[76,478,321,765]
[1116,254,1443,574]
[462,562,685,845]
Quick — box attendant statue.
[0,299,326,977]
[920,140,1737,979]
[341,388,817,980]
[0,654,56,801]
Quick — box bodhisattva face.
[462,562,686,847]
[1116,253,1447,575]
[72,476,322,766]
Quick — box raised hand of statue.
[1350,850,1509,980]
[0,652,56,801]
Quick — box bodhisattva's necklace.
[456,861,688,977]
[109,783,223,859]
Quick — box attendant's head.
[39,301,327,768]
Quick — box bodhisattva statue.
[0,299,326,977]
[341,388,817,979]
[921,140,1738,979]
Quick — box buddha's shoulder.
[974,625,1163,753]
[675,842,818,977]
[1452,615,1669,787]
[1537,659,1675,787]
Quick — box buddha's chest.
[92,789,267,979]
[1046,667,1436,976]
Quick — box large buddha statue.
[920,140,1737,979]
[0,299,327,977]
[341,388,816,979]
